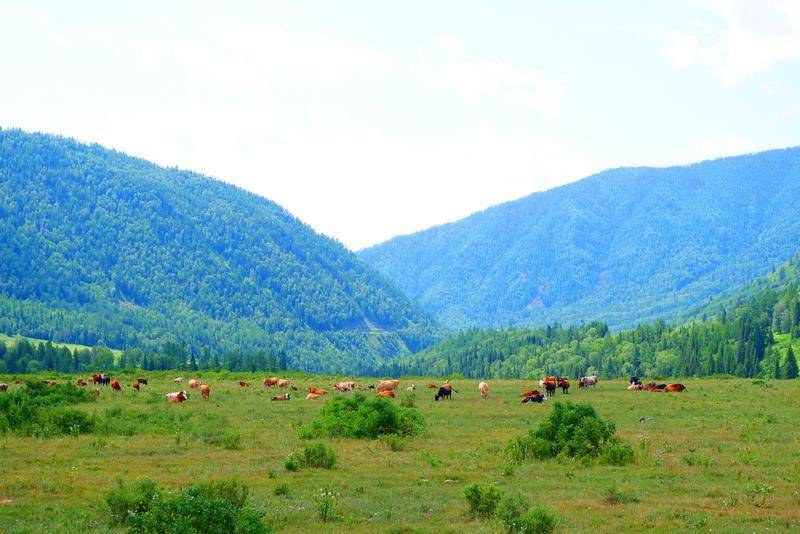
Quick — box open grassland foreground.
[0,374,798,532]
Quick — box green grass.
[0,333,122,356]
[0,373,798,532]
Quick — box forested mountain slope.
[0,129,434,372]
[359,147,800,329]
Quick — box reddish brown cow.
[270,393,291,401]
[520,389,541,398]
[0,383,8,392]
[542,377,557,397]
[308,387,328,395]
[131,383,140,391]
[557,377,570,394]
[110,380,122,392]
[664,383,686,392]
[76,378,87,387]
[238,381,250,387]
[264,377,279,387]
[427,383,438,389]
[201,385,211,400]
[188,379,201,389]
[376,390,395,398]
[305,393,319,400]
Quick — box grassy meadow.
[0,372,798,532]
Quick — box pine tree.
[783,347,799,379]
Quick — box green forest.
[0,129,434,373]
[372,256,800,380]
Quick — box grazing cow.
[333,381,356,392]
[557,377,570,394]
[263,377,279,387]
[479,382,489,399]
[0,383,8,392]
[238,381,250,387]
[188,379,201,389]
[110,380,122,392]
[520,389,541,398]
[136,378,148,385]
[92,374,110,385]
[427,383,438,389]
[377,380,400,392]
[522,394,545,403]
[277,379,293,388]
[76,378,87,387]
[308,387,328,395]
[542,377,557,397]
[174,377,184,383]
[578,376,598,388]
[376,390,395,398]
[305,393,319,400]
[434,385,453,401]
[407,385,417,392]
[201,385,211,400]
[131,383,140,391]
[270,393,291,401]
[664,383,686,392]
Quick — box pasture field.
[1,373,799,532]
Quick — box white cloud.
[665,0,800,84]
[418,55,565,117]
[433,36,469,59]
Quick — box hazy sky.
[2,1,800,249]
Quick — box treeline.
[0,338,287,375]
[374,281,800,380]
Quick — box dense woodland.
[0,129,434,373]
[372,257,800,380]
[360,147,800,330]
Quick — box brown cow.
[557,377,570,394]
[0,383,8,392]
[76,378,87,387]
[664,383,686,392]
[264,377,279,387]
[308,387,328,395]
[377,380,400,392]
[376,390,395,398]
[305,393,319,400]
[201,385,211,400]
[427,383,438,389]
[110,380,122,392]
[542,377,557,397]
[277,379,293,388]
[478,382,489,399]
[520,389,541,398]
[168,395,186,403]
[131,383,140,391]
[270,393,291,401]
[333,381,356,392]
[188,379,201,389]
[434,384,455,401]
[174,377,184,383]
[238,381,251,387]
[136,378,148,385]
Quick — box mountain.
[359,147,800,330]
[0,129,435,373]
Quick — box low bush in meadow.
[298,393,424,439]
[497,493,556,533]
[285,442,337,471]
[507,401,633,464]
[0,380,96,436]
[106,478,268,533]
[464,483,502,519]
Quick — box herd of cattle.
[0,374,686,402]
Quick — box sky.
[1,1,800,250]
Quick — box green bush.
[382,434,408,451]
[508,402,628,463]
[106,478,161,526]
[274,483,289,496]
[284,456,300,472]
[105,478,268,533]
[600,442,635,466]
[299,394,424,439]
[515,507,556,534]
[300,442,337,469]
[497,493,530,531]
[400,393,416,408]
[36,406,94,436]
[0,380,96,436]
[464,483,501,519]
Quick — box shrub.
[400,393,416,408]
[508,402,628,463]
[36,406,94,436]
[301,442,337,469]
[0,380,96,436]
[299,394,424,439]
[105,478,269,533]
[497,493,530,531]
[106,478,161,526]
[284,456,300,472]
[600,442,635,466]
[274,483,289,496]
[382,434,408,451]
[220,431,243,450]
[463,483,501,519]
[315,487,337,523]
[515,506,556,534]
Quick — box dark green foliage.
[289,442,337,469]
[0,128,433,373]
[783,347,798,379]
[360,148,800,330]
[0,379,96,436]
[105,478,268,533]
[299,393,424,439]
[463,483,501,519]
[508,402,631,464]
[273,483,289,496]
[496,493,556,534]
